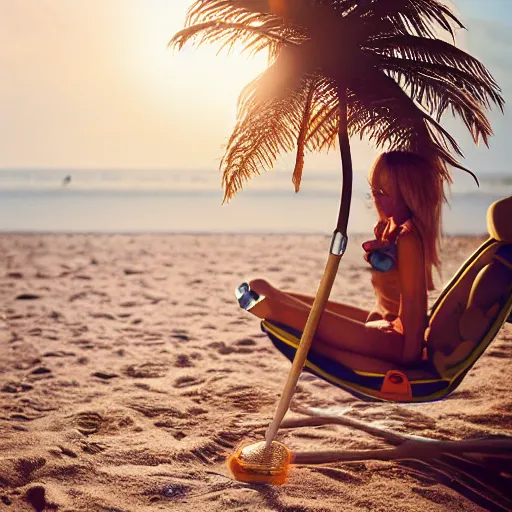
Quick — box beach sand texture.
[0,233,510,512]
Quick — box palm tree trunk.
[263,88,353,448]
[336,88,352,237]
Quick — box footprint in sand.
[208,340,258,355]
[30,367,51,375]
[79,439,106,454]
[309,466,365,485]
[171,330,190,342]
[73,411,103,435]
[174,354,194,368]
[25,484,52,512]
[42,351,76,358]
[15,293,41,300]
[217,384,275,413]
[0,457,46,487]
[72,410,137,435]
[161,483,190,499]
[488,347,512,358]
[92,371,119,380]
[1,382,33,393]
[124,362,168,378]
[174,376,204,389]
[188,427,249,466]
[465,411,512,429]
[449,389,475,399]
[235,338,256,347]
[49,445,79,459]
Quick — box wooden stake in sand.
[265,100,353,448]
[265,250,342,447]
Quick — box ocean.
[0,168,510,235]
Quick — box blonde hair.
[370,151,452,290]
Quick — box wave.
[0,168,510,198]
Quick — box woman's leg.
[285,291,370,323]
[249,279,404,363]
[249,279,370,323]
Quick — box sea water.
[0,168,509,235]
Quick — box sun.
[122,1,268,130]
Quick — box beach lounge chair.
[238,195,512,403]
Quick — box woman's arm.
[397,232,428,365]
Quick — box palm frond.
[293,81,316,192]
[305,71,459,158]
[378,57,504,110]
[353,0,463,39]
[223,73,336,199]
[221,98,297,201]
[304,77,340,153]
[174,0,306,60]
[346,69,472,178]
[305,66,469,171]
[186,0,272,25]
[366,35,501,90]
[169,20,296,54]
[381,63,494,145]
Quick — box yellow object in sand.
[227,440,292,485]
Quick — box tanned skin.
[248,164,428,366]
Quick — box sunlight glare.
[123,3,268,132]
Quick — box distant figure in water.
[248,151,451,366]
[62,175,72,186]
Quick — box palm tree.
[171,0,503,201]
[170,0,503,447]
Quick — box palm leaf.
[304,69,466,170]
[351,0,463,39]
[348,69,466,167]
[170,20,296,55]
[366,35,500,88]
[223,73,331,199]
[221,96,298,200]
[186,0,272,24]
[382,65,493,144]
[293,80,316,192]
[378,57,504,110]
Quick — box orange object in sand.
[227,440,292,485]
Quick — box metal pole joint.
[330,230,348,256]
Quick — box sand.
[0,233,510,512]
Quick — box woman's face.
[369,165,404,219]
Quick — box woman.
[246,151,450,366]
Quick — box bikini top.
[362,219,413,272]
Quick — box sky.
[0,0,511,179]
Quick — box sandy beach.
[0,233,510,512]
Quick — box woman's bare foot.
[248,297,274,320]
[248,278,275,298]
[244,279,274,319]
